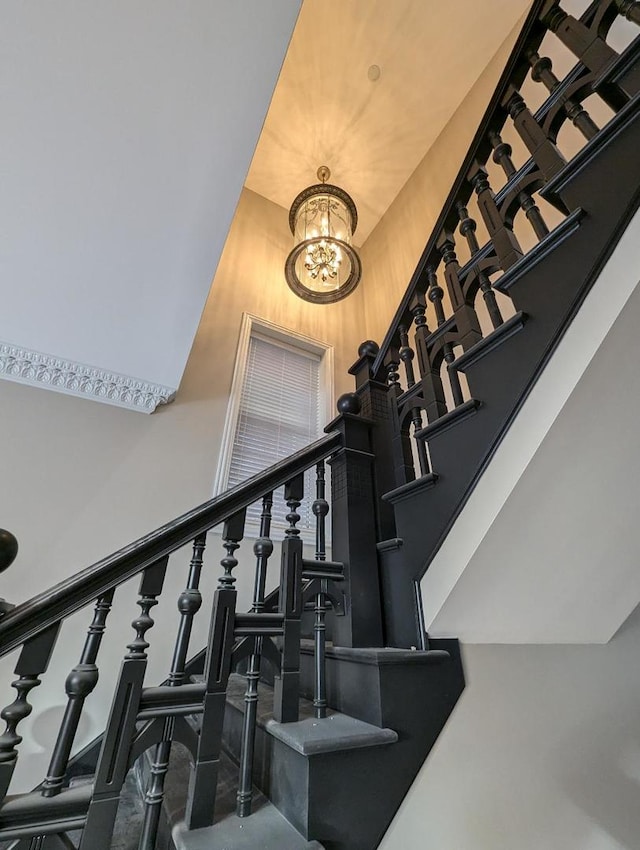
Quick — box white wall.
[380,602,640,850]
[0,1,301,390]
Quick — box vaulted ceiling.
[1,0,531,412]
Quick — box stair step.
[224,673,397,754]
[173,803,324,850]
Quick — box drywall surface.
[380,603,640,850]
[0,188,361,791]
[1,2,301,390]
[359,12,527,345]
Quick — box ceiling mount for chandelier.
[285,166,361,304]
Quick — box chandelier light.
[285,166,361,304]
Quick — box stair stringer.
[422,206,640,643]
[380,94,640,647]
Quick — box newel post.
[348,340,397,541]
[326,392,384,648]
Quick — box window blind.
[227,333,322,536]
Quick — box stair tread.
[220,673,397,755]
[172,803,324,850]
[265,711,397,756]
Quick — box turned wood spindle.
[529,52,599,141]
[237,496,274,818]
[427,267,464,408]
[456,202,503,330]
[41,590,115,797]
[139,535,207,850]
[505,89,567,182]
[468,166,522,272]
[616,0,640,24]
[312,461,329,719]
[398,324,416,388]
[488,130,549,241]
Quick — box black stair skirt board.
[382,92,640,648]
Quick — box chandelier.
[285,166,361,304]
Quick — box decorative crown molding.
[0,341,176,413]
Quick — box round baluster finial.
[0,530,18,573]
[336,392,361,415]
[357,340,379,358]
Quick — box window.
[215,314,333,538]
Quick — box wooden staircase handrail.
[0,430,342,656]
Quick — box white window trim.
[213,312,334,501]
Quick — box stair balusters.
[81,557,168,850]
[41,590,115,797]
[616,0,640,24]
[456,202,503,330]
[399,325,430,476]
[138,534,207,850]
[467,166,523,272]
[428,266,464,409]
[489,130,550,241]
[504,89,567,182]
[273,477,304,723]
[237,493,274,818]
[0,624,60,801]
[528,52,599,140]
[312,462,329,719]
[385,347,416,485]
[186,513,244,830]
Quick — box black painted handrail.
[0,431,342,657]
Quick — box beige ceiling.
[245,0,532,246]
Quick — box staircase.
[0,2,639,848]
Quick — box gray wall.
[380,605,640,849]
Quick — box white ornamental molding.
[0,342,176,413]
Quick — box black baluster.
[273,477,304,723]
[0,624,60,802]
[489,130,549,241]
[457,202,503,330]
[41,590,115,797]
[467,166,523,272]
[616,0,640,24]
[312,462,329,719]
[251,494,273,614]
[138,534,206,850]
[543,4,618,77]
[399,324,430,475]
[80,558,168,850]
[185,513,244,830]
[237,496,273,818]
[504,89,567,182]
[436,229,483,351]
[411,288,447,422]
[385,347,415,485]
[398,324,416,388]
[428,266,464,408]
[529,51,599,140]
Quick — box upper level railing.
[362,0,639,487]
